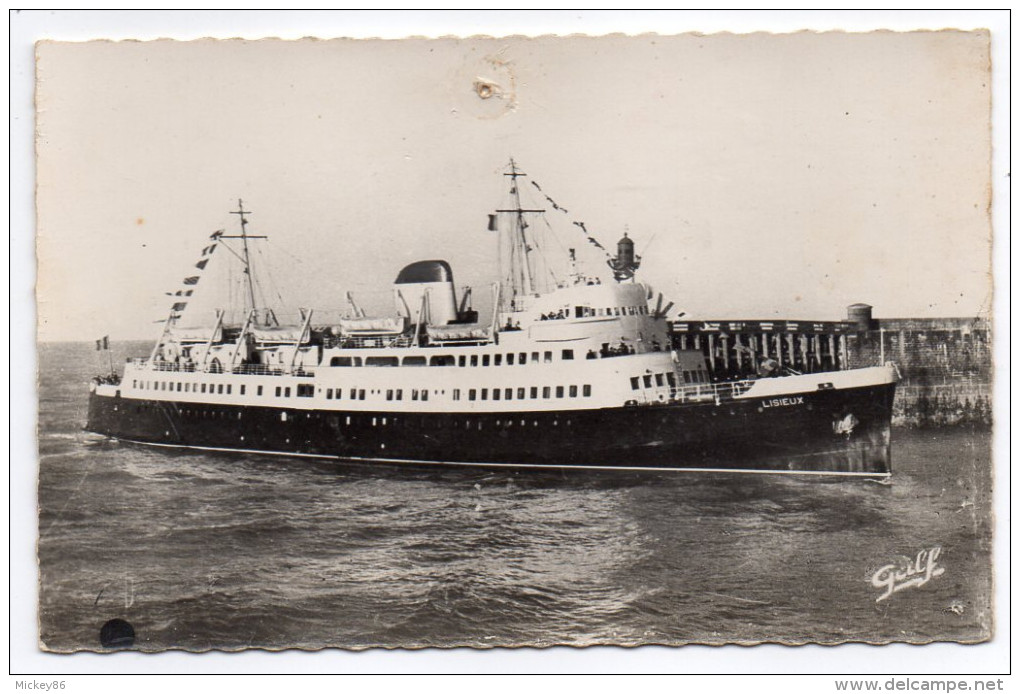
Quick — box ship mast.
[214,201,271,324]
[227,199,257,313]
[498,159,544,309]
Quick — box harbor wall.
[670,307,991,429]
[846,314,991,429]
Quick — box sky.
[35,30,992,341]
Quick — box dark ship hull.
[86,381,896,475]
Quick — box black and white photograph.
[26,18,999,666]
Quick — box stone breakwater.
[892,382,991,429]
[847,316,991,429]
[671,309,992,430]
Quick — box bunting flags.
[95,335,109,351]
[487,214,498,231]
[530,177,610,258]
[505,176,613,262]
[570,219,610,256]
[165,231,222,315]
[542,193,568,213]
[528,178,569,214]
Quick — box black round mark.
[100,618,135,648]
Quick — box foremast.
[146,199,277,371]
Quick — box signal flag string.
[530,178,613,261]
[164,230,223,316]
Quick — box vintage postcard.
[35,30,993,653]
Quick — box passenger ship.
[86,161,898,475]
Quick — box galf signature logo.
[871,547,945,602]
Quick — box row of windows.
[131,402,245,421]
[176,407,242,420]
[297,412,579,428]
[326,385,594,403]
[631,372,676,391]
[324,387,431,402]
[134,378,595,403]
[625,370,708,391]
[331,349,576,368]
[574,305,650,318]
[135,379,245,396]
[135,378,300,399]
[452,384,592,401]
[357,416,576,430]
[132,403,578,432]
[681,370,710,385]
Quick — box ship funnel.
[393,260,458,325]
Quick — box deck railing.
[126,358,312,378]
[325,334,415,349]
[686,379,755,400]
[127,358,195,372]
[231,363,284,376]
[632,379,757,406]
